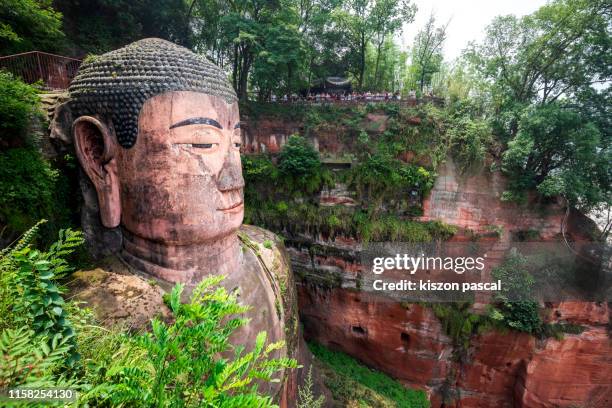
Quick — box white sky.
[399,0,549,61]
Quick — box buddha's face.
[73,91,244,245]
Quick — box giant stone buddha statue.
[65,38,300,404]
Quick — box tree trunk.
[374,39,383,90]
[358,34,366,90]
[238,51,252,102]
[232,44,239,93]
[287,63,293,96]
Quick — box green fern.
[2,224,84,365]
[80,275,297,407]
[297,366,325,408]
[0,327,74,389]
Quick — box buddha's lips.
[217,201,244,212]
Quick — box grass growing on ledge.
[246,201,456,243]
[308,342,429,408]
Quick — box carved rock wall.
[284,152,610,406]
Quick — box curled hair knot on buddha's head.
[69,38,237,148]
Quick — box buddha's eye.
[192,143,217,149]
[234,142,242,148]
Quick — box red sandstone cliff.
[237,111,610,407]
[291,156,610,407]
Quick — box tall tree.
[335,0,371,89]
[464,0,611,210]
[0,0,65,55]
[335,0,416,90]
[369,0,415,89]
[54,0,193,55]
[466,0,611,139]
[409,13,448,93]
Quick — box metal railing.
[0,51,82,90]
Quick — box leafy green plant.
[4,225,84,365]
[491,249,542,334]
[0,0,65,54]
[81,275,297,407]
[0,327,76,389]
[0,71,42,145]
[430,303,495,358]
[278,135,332,195]
[348,145,435,216]
[0,148,74,245]
[297,366,325,408]
[501,102,610,211]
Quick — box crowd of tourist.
[271,91,403,103]
[269,89,433,103]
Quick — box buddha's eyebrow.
[170,117,222,129]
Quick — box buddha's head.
[69,39,244,247]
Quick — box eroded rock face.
[455,330,535,408]
[419,158,565,238]
[299,282,611,407]
[67,260,171,330]
[515,327,611,408]
[299,286,453,396]
[284,156,610,407]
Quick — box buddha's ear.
[73,116,121,228]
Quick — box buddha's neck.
[120,229,241,284]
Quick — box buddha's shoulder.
[238,225,299,349]
[238,225,292,284]
[67,256,171,330]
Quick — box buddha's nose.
[217,153,245,192]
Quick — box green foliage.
[0,148,73,244]
[348,147,435,214]
[1,226,296,406]
[0,72,41,145]
[501,103,610,211]
[278,135,330,194]
[430,303,493,357]
[309,342,429,407]
[407,13,448,93]
[297,366,325,408]
[2,225,84,365]
[491,249,542,334]
[81,275,297,407]
[495,301,541,334]
[246,200,456,244]
[447,116,492,174]
[0,221,45,330]
[0,0,65,54]
[540,322,585,340]
[0,327,75,389]
[54,0,193,53]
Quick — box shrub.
[1,224,297,406]
[0,327,76,389]
[278,135,329,195]
[0,148,74,244]
[1,222,84,364]
[0,71,41,146]
[447,117,492,173]
[297,366,325,408]
[491,249,542,334]
[80,275,298,407]
[348,147,435,215]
